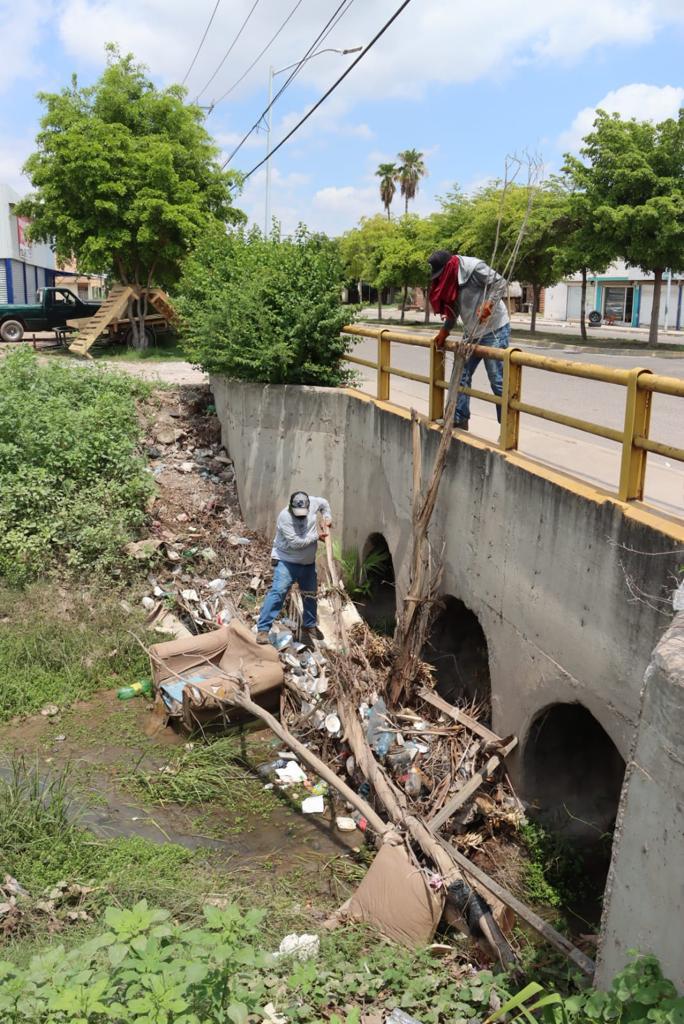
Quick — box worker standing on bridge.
[428,250,510,431]
[256,491,332,648]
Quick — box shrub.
[0,350,154,584]
[178,223,356,386]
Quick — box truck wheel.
[125,326,155,349]
[0,319,24,343]
[588,311,602,326]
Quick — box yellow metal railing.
[342,324,684,504]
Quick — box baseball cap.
[428,250,452,281]
[289,491,310,517]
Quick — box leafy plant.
[519,820,590,913]
[333,541,390,599]
[0,349,154,584]
[178,222,355,385]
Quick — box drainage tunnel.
[523,702,626,924]
[355,533,396,635]
[423,595,492,710]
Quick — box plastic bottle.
[117,679,152,700]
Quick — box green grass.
[124,735,282,833]
[94,336,187,362]
[0,584,151,722]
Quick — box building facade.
[544,261,683,330]
[0,183,57,303]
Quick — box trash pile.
[0,876,94,938]
[130,388,272,638]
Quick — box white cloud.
[558,83,684,152]
[56,0,684,107]
[0,0,52,94]
[0,136,34,192]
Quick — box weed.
[333,541,389,599]
[0,348,154,584]
[124,736,280,831]
[519,821,591,913]
[0,584,151,722]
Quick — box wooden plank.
[418,687,501,745]
[69,285,134,355]
[429,736,517,830]
[434,833,596,978]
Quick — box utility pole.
[263,47,362,237]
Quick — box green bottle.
[117,679,152,700]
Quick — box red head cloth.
[429,254,460,318]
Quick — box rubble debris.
[40,704,60,718]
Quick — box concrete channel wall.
[596,612,684,988]
[212,378,684,986]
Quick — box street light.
[264,46,363,235]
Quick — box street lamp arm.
[273,46,363,77]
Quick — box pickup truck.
[0,287,101,343]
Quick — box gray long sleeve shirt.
[271,496,332,565]
[444,255,509,339]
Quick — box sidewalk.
[355,307,684,352]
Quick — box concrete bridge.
[212,376,684,989]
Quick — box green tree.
[552,173,616,340]
[564,109,684,344]
[178,222,353,385]
[432,184,471,250]
[397,149,427,213]
[376,215,437,322]
[339,214,396,319]
[375,162,398,219]
[460,183,569,333]
[17,45,243,346]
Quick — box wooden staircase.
[69,284,135,357]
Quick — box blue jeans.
[256,559,318,632]
[456,322,510,425]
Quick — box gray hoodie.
[444,255,509,339]
[271,496,332,565]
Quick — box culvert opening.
[524,702,626,927]
[422,596,492,714]
[354,533,396,636]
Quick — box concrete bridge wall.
[212,378,684,985]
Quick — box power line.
[222,0,350,165]
[195,0,263,102]
[226,0,414,176]
[209,0,306,110]
[181,0,223,86]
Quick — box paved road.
[349,334,684,518]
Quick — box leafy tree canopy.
[17,45,244,290]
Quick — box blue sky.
[1,0,683,236]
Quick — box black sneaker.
[454,418,469,431]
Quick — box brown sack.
[218,619,282,694]
[346,842,444,948]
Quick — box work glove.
[433,327,449,350]
[477,300,494,323]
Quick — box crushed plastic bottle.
[117,680,152,700]
[366,697,394,757]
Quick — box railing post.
[377,329,390,402]
[429,342,445,421]
[618,367,653,501]
[499,348,522,451]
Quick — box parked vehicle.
[0,287,101,342]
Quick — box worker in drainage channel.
[428,249,510,431]
[256,491,332,649]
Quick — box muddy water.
[0,691,361,871]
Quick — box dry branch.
[429,737,517,830]
[418,687,502,745]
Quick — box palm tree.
[397,149,427,213]
[375,162,398,219]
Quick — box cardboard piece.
[149,620,283,730]
[346,842,444,948]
